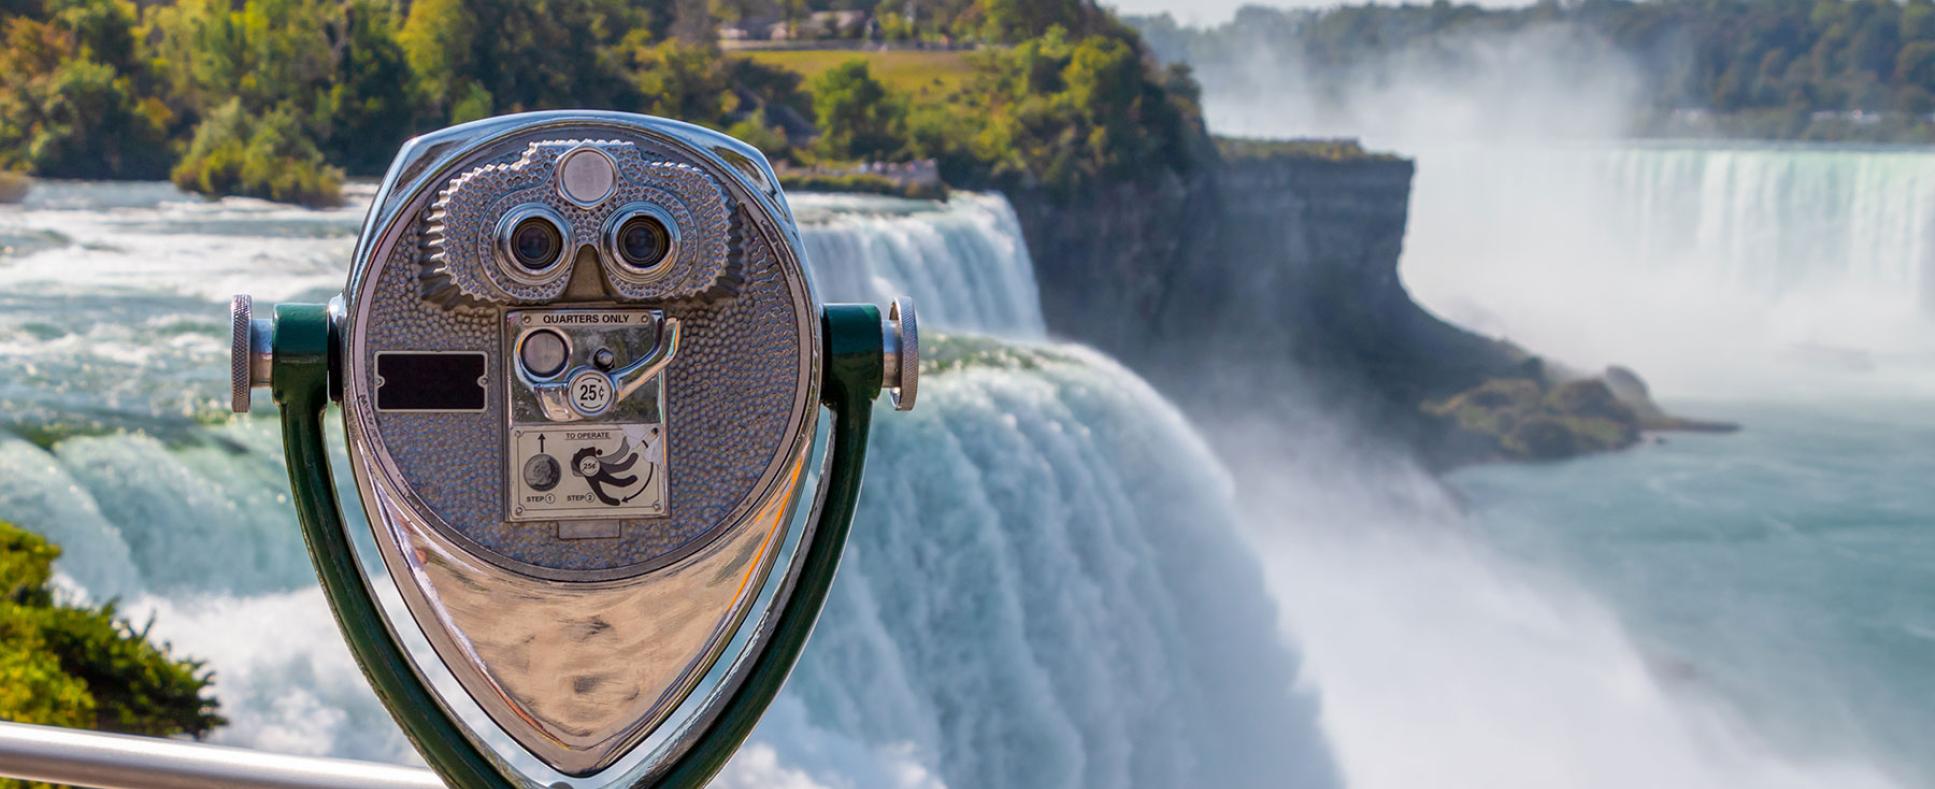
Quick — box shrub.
[809,60,908,162]
[171,99,344,207]
[0,521,223,740]
[0,17,170,179]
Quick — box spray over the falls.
[1401,143,1935,398]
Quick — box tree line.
[0,0,1204,205]
[1133,0,1935,142]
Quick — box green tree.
[171,98,345,207]
[809,59,906,161]
[0,17,170,178]
[617,33,742,123]
[144,0,337,121]
[399,0,642,123]
[315,0,417,174]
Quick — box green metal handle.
[273,303,513,788]
[272,302,884,789]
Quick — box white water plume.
[1400,143,1935,400]
[1214,405,1908,789]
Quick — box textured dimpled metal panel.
[430,141,734,304]
[355,129,812,579]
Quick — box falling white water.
[1400,143,1935,399]
[795,193,1046,337]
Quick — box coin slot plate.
[504,309,670,523]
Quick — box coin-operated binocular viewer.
[230,112,916,788]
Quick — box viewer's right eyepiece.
[603,203,680,282]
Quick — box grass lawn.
[736,49,975,97]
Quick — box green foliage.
[616,33,809,133]
[1216,136,1402,162]
[867,0,1117,45]
[145,0,335,119]
[0,13,170,178]
[171,99,345,207]
[1424,377,1642,461]
[399,0,642,123]
[737,49,974,97]
[809,60,906,160]
[622,34,743,121]
[776,170,945,199]
[0,0,1207,200]
[727,116,791,156]
[317,0,417,174]
[911,27,1202,195]
[0,521,223,740]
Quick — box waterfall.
[796,193,1047,337]
[1399,143,1935,398]
[779,337,1335,789]
[0,183,1332,787]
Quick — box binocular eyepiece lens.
[510,217,565,271]
[616,215,671,270]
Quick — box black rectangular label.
[375,352,487,412]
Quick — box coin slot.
[518,328,570,379]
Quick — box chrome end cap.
[884,298,917,412]
[229,295,273,413]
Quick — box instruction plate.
[509,423,666,521]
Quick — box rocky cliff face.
[1008,149,1514,463]
[1007,147,1702,467]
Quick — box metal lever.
[532,317,683,421]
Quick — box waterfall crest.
[797,193,1047,337]
[781,337,1337,789]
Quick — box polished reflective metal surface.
[337,113,822,779]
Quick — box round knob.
[884,298,918,412]
[230,295,273,413]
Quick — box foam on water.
[1230,413,1906,789]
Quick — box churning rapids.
[1,164,1928,788]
